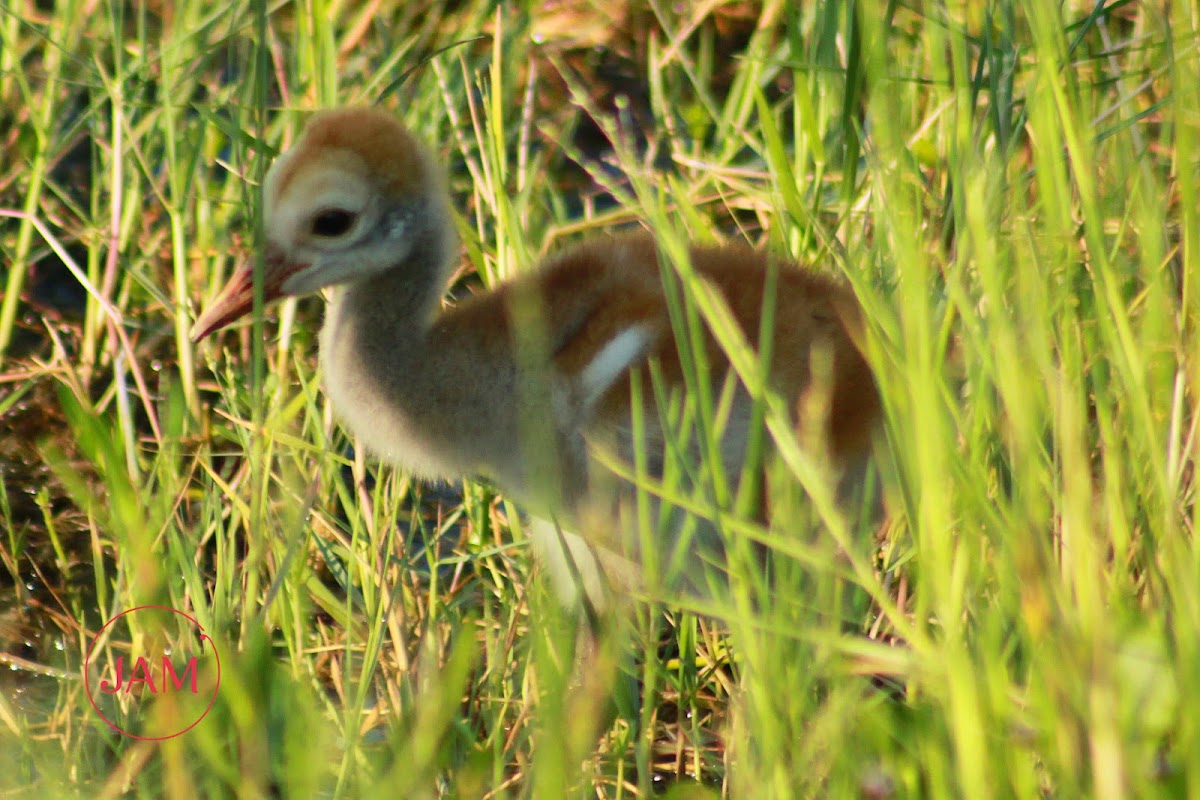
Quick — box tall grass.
[0,1,1196,797]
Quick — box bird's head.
[191,107,454,340]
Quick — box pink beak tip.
[190,253,301,343]
[189,318,217,342]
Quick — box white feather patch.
[578,324,653,409]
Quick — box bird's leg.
[551,515,606,633]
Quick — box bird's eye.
[311,209,356,238]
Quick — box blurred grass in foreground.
[0,1,1197,798]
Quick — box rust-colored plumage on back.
[443,233,877,466]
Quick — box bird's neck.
[335,260,445,344]
[317,229,482,481]
[330,212,456,351]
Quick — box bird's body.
[193,107,880,605]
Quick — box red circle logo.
[84,605,221,740]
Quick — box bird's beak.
[190,246,305,341]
